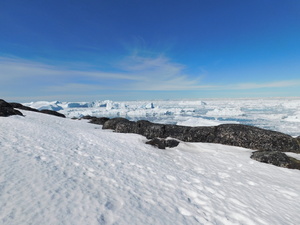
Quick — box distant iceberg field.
[25,98,300,137]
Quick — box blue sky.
[0,0,300,102]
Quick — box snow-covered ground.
[1,110,300,225]
[24,98,300,137]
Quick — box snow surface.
[1,110,300,225]
[24,98,300,137]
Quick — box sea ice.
[24,98,300,136]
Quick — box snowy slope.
[1,111,300,225]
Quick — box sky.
[0,0,300,102]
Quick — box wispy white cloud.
[117,54,211,90]
[225,80,300,90]
[0,54,206,92]
[1,54,300,101]
[0,56,140,81]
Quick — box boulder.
[40,109,66,118]
[146,138,180,149]
[251,151,300,169]
[251,151,291,167]
[0,99,23,117]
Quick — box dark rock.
[89,117,110,125]
[0,99,13,108]
[40,109,66,118]
[135,120,165,139]
[165,125,214,142]
[81,115,96,120]
[101,117,300,153]
[1,100,66,118]
[212,124,300,153]
[251,151,300,169]
[146,138,166,149]
[115,120,137,133]
[10,102,66,118]
[146,138,180,149]
[289,157,300,170]
[103,118,131,130]
[251,151,291,167]
[296,136,300,145]
[0,99,23,117]
[166,139,181,148]
[10,102,39,112]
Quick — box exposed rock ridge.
[0,99,23,117]
[101,117,300,153]
[39,109,66,118]
[11,102,66,118]
[9,102,40,112]
[0,99,66,118]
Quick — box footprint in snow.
[83,168,95,178]
[105,198,124,211]
[35,155,47,161]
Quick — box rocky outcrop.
[40,109,66,118]
[10,102,39,112]
[146,138,180,149]
[210,124,300,153]
[251,151,300,169]
[102,118,300,153]
[9,102,66,118]
[103,117,135,131]
[296,136,300,145]
[81,115,96,120]
[82,116,110,125]
[0,99,23,117]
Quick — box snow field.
[1,111,300,224]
